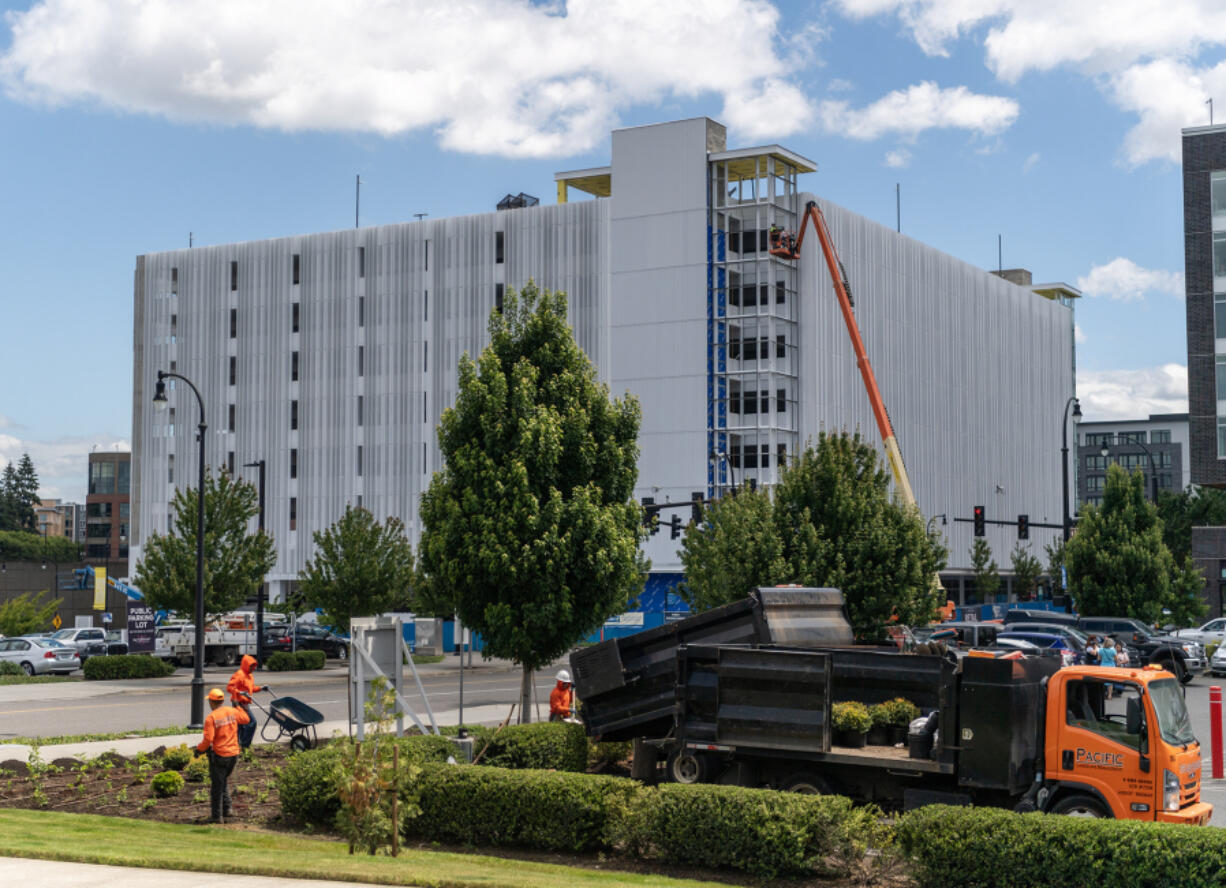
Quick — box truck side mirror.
[1126,696,1142,734]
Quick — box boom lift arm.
[770,200,917,508]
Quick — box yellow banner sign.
[94,567,107,611]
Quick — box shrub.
[624,782,887,879]
[150,770,185,797]
[884,697,920,726]
[0,661,21,676]
[161,744,193,771]
[868,703,891,729]
[83,655,175,681]
[277,744,345,826]
[409,763,641,852]
[589,739,634,770]
[476,721,588,772]
[184,755,210,783]
[832,701,872,734]
[897,805,1226,888]
[295,650,326,670]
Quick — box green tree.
[418,282,644,721]
[773,431,946,640]
[969,538,1000,602]
[0,463,17,532]
[0,590,61,637]
[1009,543,1043,602]
[12,454,40,532]
[1066,464,1178,622]
[678,485,789,612]
[1156,485,1226,564]
[1043,538,1067,595]
[134,468,276,617]
[298,506,418,633]
[1169,555,1210,627]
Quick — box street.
[0,658,564,740]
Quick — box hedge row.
[897,805,1226,888]
[83,654,175,680]
[265,650,326,671]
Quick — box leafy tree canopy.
[680,431,946,640]
[0,454,42,533]
[1010,543,1043,602]
[134,468,276,616]
[419,282,645,703]
[1067,464,1206,624]
[1156,485,1226,564]
[969,537,1000,603]
[0,590,61,637]
[298,506,418,633]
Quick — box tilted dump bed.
[571,587,852,741]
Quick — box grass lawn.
[411,654,446,665]
[0,675,73,686]
[2,725,191,746]
[0,809,733,888]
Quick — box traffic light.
[669,513,683,540]
[973,505,985,537]
[1017,514,1029,540]
[691,492,704,525]
[641,497,660,536]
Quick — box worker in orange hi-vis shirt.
[197,688,250,824]
[549,669,573,722]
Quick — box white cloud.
[1077,364,1187,421]
[1022,151,1039,172]
[819,81,1019,140]
[885,148,911,167]
[0,0,816,158]
[1075,257,1184,302]
[831,0,1226,163]
[1074,323,1086,344]
[0,432,130,503]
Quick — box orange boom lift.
[770,200,917,508]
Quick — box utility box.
[414,618,443,656]
[450,735,474,763]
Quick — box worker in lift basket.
[226,654,266,749]
[550,669,573,722]
[197,688,250,824]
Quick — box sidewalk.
[0,857,392,887]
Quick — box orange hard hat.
[207,688,225,701]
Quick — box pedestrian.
[1115,643,1131,668]
[549,669,573,722]
[226,654,265,749]
[1099,637,1118,667]
[196,687,250,824]
[1085,635,1100,666]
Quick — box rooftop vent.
[497,193,539,211]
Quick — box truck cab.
[1045,665,1209,824]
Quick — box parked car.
[0,637,80,675]
[50,627,108,662]
[104,630,128,656]
[1211,644,1226,677]
[1171,618,1226,647]
[262,624,349,660]
[933,621,1002,649]
[996,631,1079,667]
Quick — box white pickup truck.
[1171,618,1226,647]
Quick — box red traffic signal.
[973,505,985,537]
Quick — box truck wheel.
[1177,660,1194,684]
[782,772,831,795]
[667,750,710,785]
[1050,794,1108,818]
[220,647,238,667]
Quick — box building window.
[423,392,427,422]
[358,296,365,327]
[290,448,298,479]
[1215,232,1226,283]
[87,503,112,519]
[1152,429,1171,444]
[424,291,428,322]
[357,445,363,477]
[1084,432,1111,447]
[89,461,115,495]
[777,388,786,412]
[358,345,365,377]
[776,335,786,359]
[1119,431,1146,444]
[1213,171,1226,229]
[228,404,235,432]
[1218,418,1226,458]
[292,302,300,333]
[292,254,300,285]
[290,497,297,531]
[291,400,298,431]
[496,283,504,313]
[291,350,299,382]
[424,240,430,271]
[120,503,130,519]
[1219,560,1226,581]
[424,341,428,371]
[229,356,236,386]
[357,395,363,427]
[230,260,238,291]
[423,441,427,473]
[358,246,366,278]
[170,313,177,337]
[1160,473,1173,489]
[227,451,235,475]
[495,231,504,264]
[171,267,178,295]
[168,454,175,484]
[1086,475,1105,491]
[1216,294,1226,339]
[229,308,237,339]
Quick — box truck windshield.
[51,629,73,640]
[1149,679,1196,746]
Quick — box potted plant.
[867,703,892,745]
[884,697,920,745]
[831,701,872,748]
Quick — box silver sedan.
[0,636,80,675]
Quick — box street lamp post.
[711,450,738,493]
[243,459,267,664]
[152,369,208,730]
[1099,437,1160,503]
[1061,397,1083,543]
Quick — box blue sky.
[0,0,1221,501]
